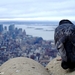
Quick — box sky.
[0,0,75,21]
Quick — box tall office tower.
[9,24,15,33]
[0,24,3,33]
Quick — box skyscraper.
[9,24,15,33]
[0,24,3,33]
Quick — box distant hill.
[0,21,58,25]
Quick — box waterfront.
[3,24,57,40]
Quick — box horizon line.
[0,17,75,21]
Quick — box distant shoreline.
[0,21,58,25]
[2,24,55,40]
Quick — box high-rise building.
[3,26,7,34]
[9,24,15,33]
[0,24,3,33]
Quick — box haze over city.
[0,0,75,21]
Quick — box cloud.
[0,0,75,21]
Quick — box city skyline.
[0,0,75,21]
